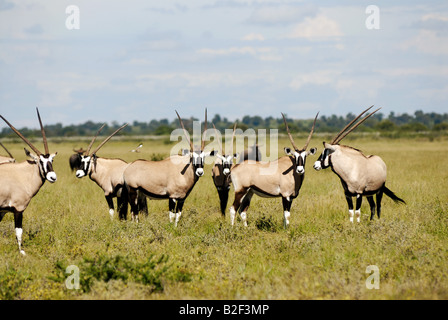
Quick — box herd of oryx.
[0,107,405,255]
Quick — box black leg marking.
[367,196,376,220]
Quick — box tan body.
[0,161,44,213]
[124,155,199,225]
[329,145,387,195]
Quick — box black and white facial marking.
[217,153,238,175]
[39,154,57,182]
[184,149,217,177]
[313,143,334,171]
[284,147,317,175]
[75,155,91,178]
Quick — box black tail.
[383,186,406,205]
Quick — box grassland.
[0,134,447,300]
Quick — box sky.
[0,0,447,129]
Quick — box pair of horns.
[85,123,128,156]
[282,112,319,152]
[176,109,208,152]
[331,105,381,145]
[212,122,237,155]
[0,108,50,156]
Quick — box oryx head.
[213,122,238,176]
[0,108,58,183]
[75,123,128,178]
[282,112,319,175]
[176,109,217,177]
[313,106,381,171]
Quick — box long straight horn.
[0,115,42,156]
[281,113,299,151]
[303,112,319,151]
[90,123,128,155]
[212,123,223,154]
[202,108,207,151]
[36,108,49,155]
[0,142,14,158]
[331,105,373,144]
[175,110,193,152]
[86,124,106,155]
[333,107,381,144]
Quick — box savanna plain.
[0,134,447,300]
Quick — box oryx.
[74,123,147,220]
[0,142,15,164]
[0,108,57,255]
[211,123,238,216]
[228,112,318,228]
[123,109,216,226]
[313,106,405,222]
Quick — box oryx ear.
[209,150,217,156]
[24,148,37,160]
[309,147,317,155]
[233,153,239,159]
[182,148,190,156]
[284,147,293,156]
[323,142,336,151]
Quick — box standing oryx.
[74,123,147,220]
[123,109,216,226]
[211,123,238,216]
[228,112,318,228]
[0,142,15,164]
[313,106,405,222]
[0,108,57,255]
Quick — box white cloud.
[284,14,343,40]
[197,46,281,60]
[241,33,264,41]
[402,30,448,55]
[289,70,341,90]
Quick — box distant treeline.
[1,110,448,139]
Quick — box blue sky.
[0,0,447,128]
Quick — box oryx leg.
[137,191,148,216]
[128,188,139,222]
[174,199,185,227]
[376,189,384,219]
[117,193,128,221]
[282,196,293,228]
[14,211,25,256]
[168,199,176,224]
[355,194,362,223]
[229,188,248,226]
[105,195,115,219]
[217,187,229,217]
[367,196,376,221]
[344,191,354,223]
[0,211,6,222]
[238,191,253,227]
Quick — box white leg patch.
[169,211,175,223]
[15,228,25,255]
[240,211,247,227]
[175,212,182,227]
[349,209,354,223]
[109,208,114,218]
[229,206,236,226]
[355,209,361,223]
[284,211,290,228]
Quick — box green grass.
[0,136,447,299]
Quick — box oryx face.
[39,154,57,183]
[185,149,217,177]
[217,154,237,175]
[313,143,335,171]
[284,147,317,175]
[75,155,91,178]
